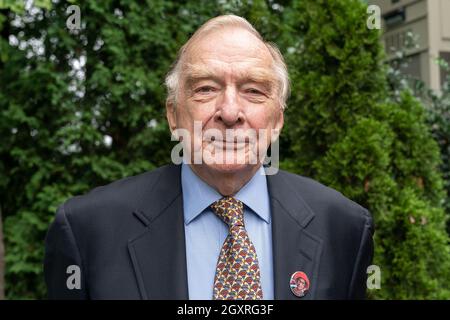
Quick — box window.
[440,52,450,87]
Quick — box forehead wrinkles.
[183,28,274,70]
[178,28,281,95]
[183,61,273,80]
[182,61,277,86]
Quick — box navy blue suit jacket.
[44,164,374,299]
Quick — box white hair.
[164,14,290,110]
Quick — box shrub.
[1,0,449,299]
[281,0,450,299]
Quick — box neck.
[189,164,261,196]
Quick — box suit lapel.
[127,164,189,299]
[126,164,323,300]
[267,171,323,300]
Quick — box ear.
[165,99,177,133]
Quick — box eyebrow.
[182,63,277,90]
[183,64,221,87]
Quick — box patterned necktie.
[210,196,263,300]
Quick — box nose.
[214,86,244,127]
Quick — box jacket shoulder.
[61,164,179,221]
[274,169,371,223]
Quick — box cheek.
[245,107,279,130]
[187,101,217,119]
[176,102,214,128]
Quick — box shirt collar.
[181,163,270,225]
[234,166,270,224]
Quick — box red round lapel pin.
[290,271,310,298]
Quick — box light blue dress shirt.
[181,163,274,300]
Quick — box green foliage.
[0,0,282,300]
[0,0,177,299]
[281,0,450,299]
[425,77,450,232]
[0,0,449,299]
[384,33,450,233]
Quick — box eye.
[195,86,217,94]
[245,88,263,95]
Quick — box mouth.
[204,138,249,151]
[203,133,253,143]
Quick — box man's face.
[297,278,306,290]
[167,27,284,174]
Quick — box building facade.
[369,0,450,91]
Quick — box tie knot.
[211,196,244,228]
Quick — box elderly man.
[44,15,374,300]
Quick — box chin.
[202,151,262,174]
[207,162,251,174]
